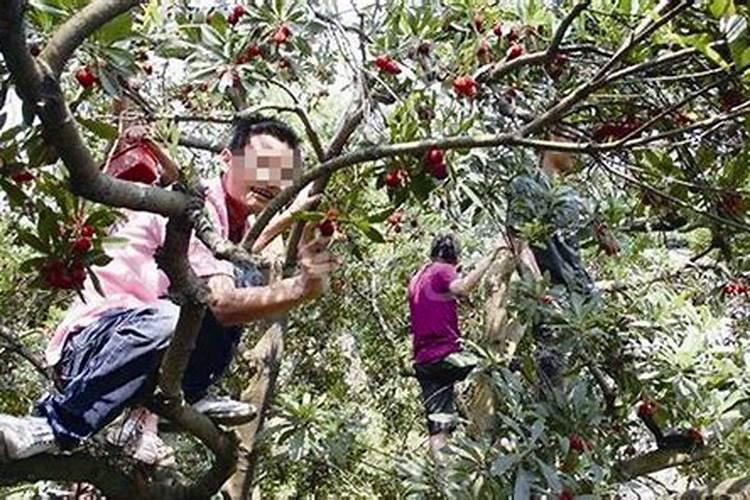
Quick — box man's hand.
[297,225,339,299]
[286,184,322,217]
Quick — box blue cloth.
[37,262,264,448]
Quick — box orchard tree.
[0,0,749,498]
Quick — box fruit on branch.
[724,281,748,295]
[272,24,292,45]
[384,168,408,189]
[228,4,246,25]
[417,41,431,55]
[72,237,92,254]
[637,399,658,418]
[425,148,444,166]
[569,434,590,453]
[559,489,575,500]
[29,42,41,57]
[424,148,448,180]
[687,428,704,446]
[75,66,99,89]
[11,170,34,183]
[493,23,503,37]
[506,42,524,61]
[80,224,96,238]
[375,55,401,75]
[453,75,477,98]
[44,260,86,290]
[318,218,336,237]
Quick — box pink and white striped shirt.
[46,177,237,366]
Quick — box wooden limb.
[680,476,750,499]
[222,321,286,499]
[615,446,712,480]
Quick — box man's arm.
[448,245,506,297]
[208,234,336,326]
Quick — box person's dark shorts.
[414,357,475,435]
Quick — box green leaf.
[709,0,731,18]
[513,468,531,500]
[77,117,119,140]
[491,454,518,476]
[16,228,49,254]
[354,220,386,243]
[19,256,47,273]
[0,178,29,209]
[538,459,563,493]
[95,12,133,45]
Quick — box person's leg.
[415,361,461,461]
[38,304,178,448]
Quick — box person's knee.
[146,302,180,349]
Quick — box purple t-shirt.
[408,261,461,364]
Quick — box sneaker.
[106,408,175,467]
[192,395,257,427]
[0,415,59,462]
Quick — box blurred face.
[223,133,298,213]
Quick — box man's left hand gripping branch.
[0,115,337,466]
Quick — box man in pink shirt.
[0,116,337,465]
[408,233,505,455]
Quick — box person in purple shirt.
[408,233,506,455]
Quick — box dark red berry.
[318,219,336,237]
[73,237,92,253]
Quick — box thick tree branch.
[548,0,591,56]
[680,475,750,499]
[0,4,189,217]
[615,446,712,479]
[40,0,143,76]
[0,447,150,499]
[153,188,238,497]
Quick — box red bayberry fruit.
[384,169,406,189]
[228,4,246,25]
[375,55,401,75]
[417,41,431,55]
[318,219,336,237]
[272,24,291,45]
[493,23,503,37]
[426,148,444,166]
[11,170,34,183]
[506,26,519,42]
[246,44,262,59]
[569,434,588,453]
[69,262,87,288]
[75,66,98,89]
[73,237,92,253]
[638,400,657,418]
[429,161,448,180]
[80,224,96,238]
[29,43,41,57]
[506,42,524,60]
[559,489,575,500]
[453,75,478,98]
[540,295,554,305]
[687,428,703,445]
